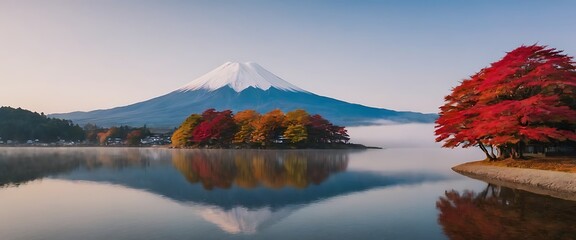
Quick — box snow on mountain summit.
[50,61,438,128]
[178,62,306,92]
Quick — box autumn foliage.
[171,108,350,148]
[437,184,576,240]
[192,109,236,145]
[90,125,151,146]
[435,45,576,159]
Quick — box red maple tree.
[192,109,236,146]
[306,114,349,144]
[435,45,576,160]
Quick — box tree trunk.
[510,143,520,159]
[478,142,496,161]
[488,145,497,159]
[499,146,511,159]
[516,142,525,159]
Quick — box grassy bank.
[462,157,576,173]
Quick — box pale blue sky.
[1,0,575,114]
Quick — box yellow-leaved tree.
[283,109,310,143]
[171,114,202,147]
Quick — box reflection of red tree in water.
[436,184,576,240]
[172,151,348,190]
[190,155,235,189]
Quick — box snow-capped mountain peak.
[178,62,305,92]
[50,61,437,128]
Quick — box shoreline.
[0,142,382,150]
[453,162,576,201]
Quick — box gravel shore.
[453,163,576,201]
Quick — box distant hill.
[51,62,437,128]
[0,106,84,142]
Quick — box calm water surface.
[0,147,574,240]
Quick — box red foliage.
[192,109,236,146]
[437,185,576,239]
[435,45,576,158]
[307,114,349,144]
[177,108,349,147]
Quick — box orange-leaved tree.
[233,109,260,144]
[251,109,285,146]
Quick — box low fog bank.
[347,123,441,148]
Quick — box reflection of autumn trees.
[437,184,576,240]
[83,148,152,169]
[1,148,348,192]
[172,150,348,190]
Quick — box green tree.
[0,106,85,143]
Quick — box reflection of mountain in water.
[0,148,448,209]
[437,184,576,239]
[53,149,447,210]
[201,206,295,234]
[0,148,450,234]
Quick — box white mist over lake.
[347,123,439,148]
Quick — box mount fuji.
[51,62,436,128]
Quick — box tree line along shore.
[0,106,370,149]
[170,108,366,149]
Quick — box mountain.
[50,62,436,128]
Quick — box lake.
[1,146,575,240]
